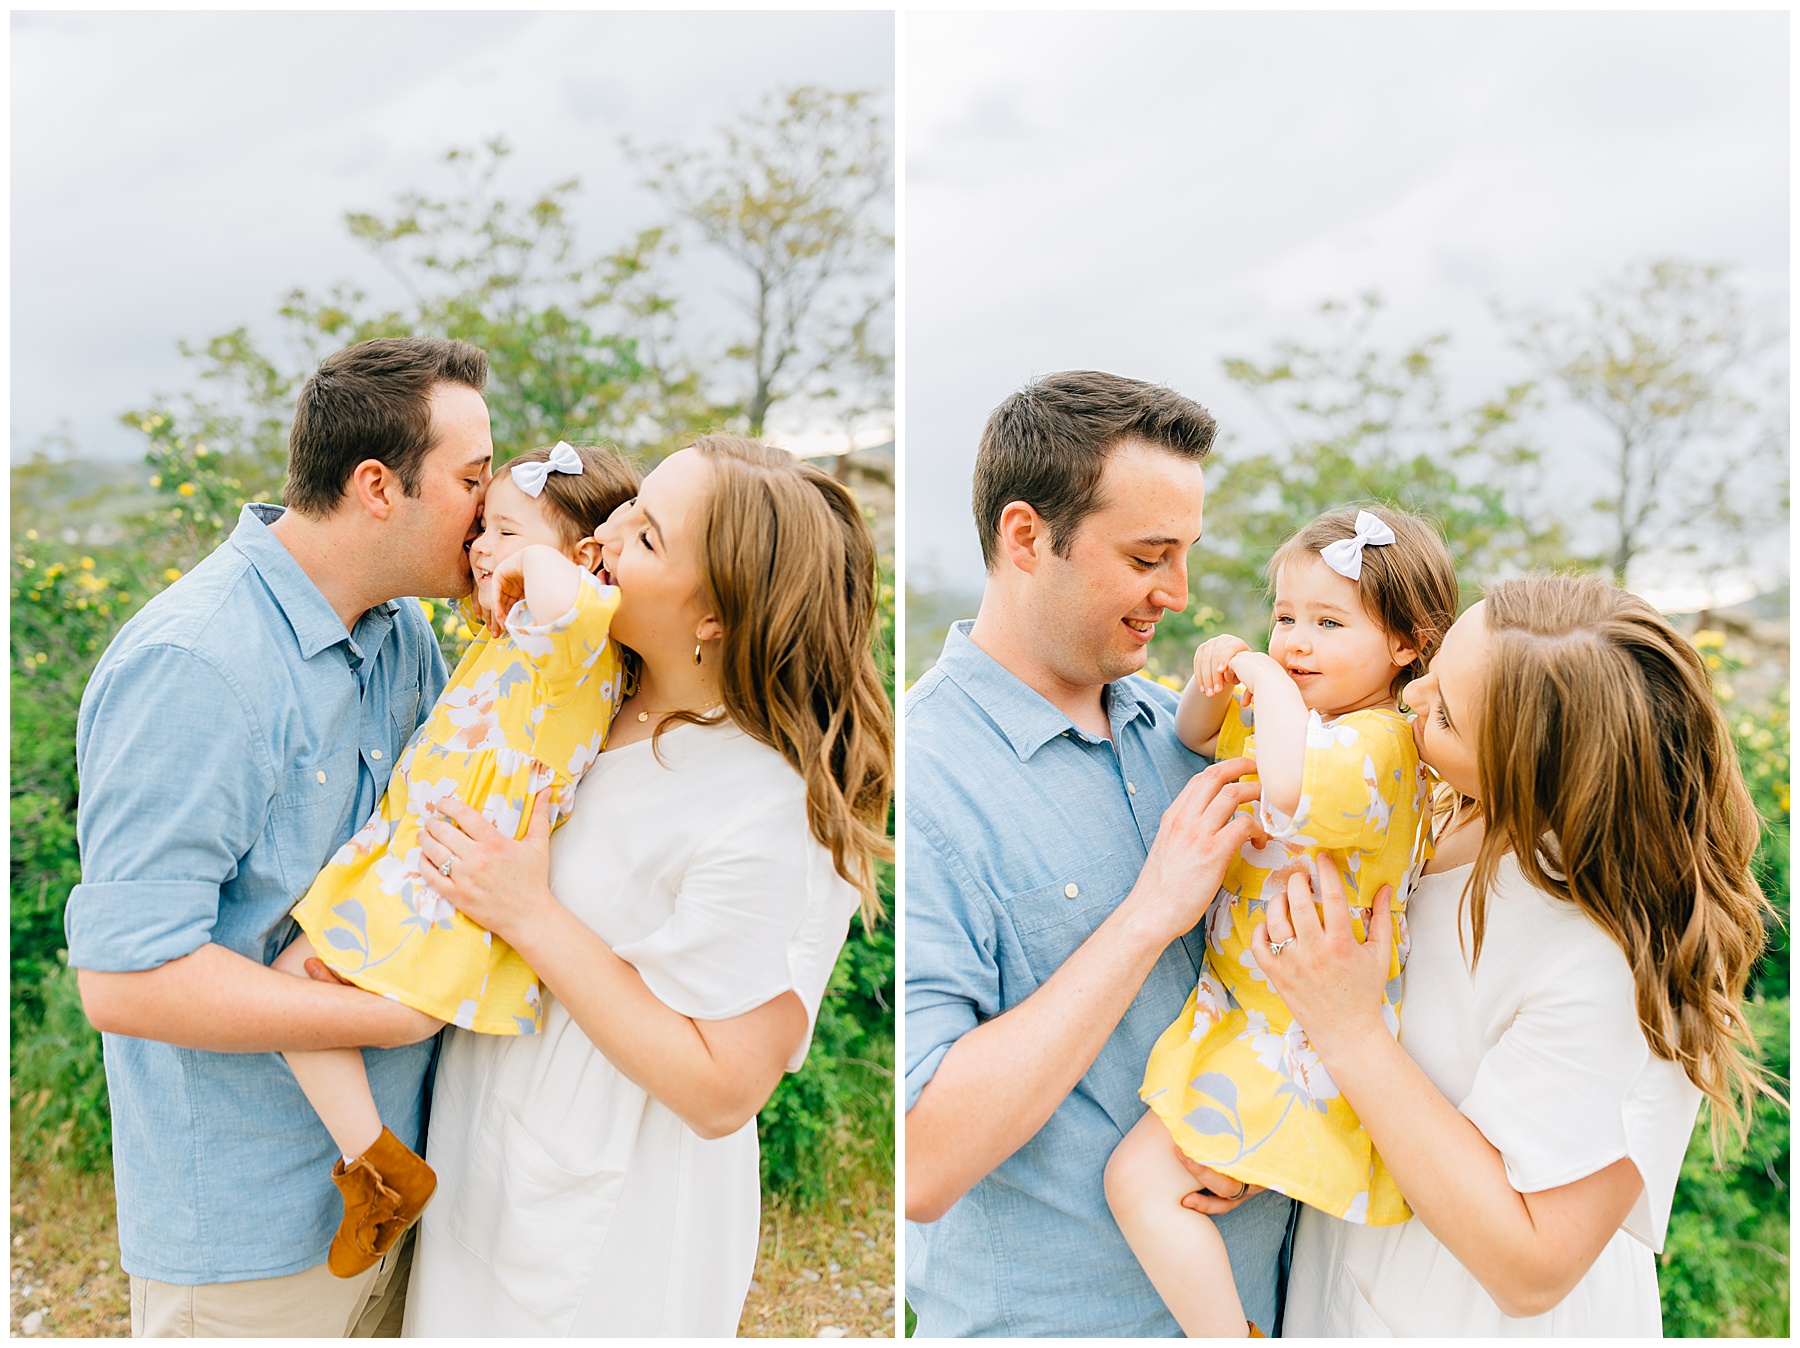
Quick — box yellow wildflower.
[456,623,473,642]
[178,482,197,497]
[1692,629,1725,651]
[1704,654,1722,670]
[80,557,95,570]
[45,564,64,580]
[77,572,107,594]
[25,529,36,541]
[1775,782,1790,814]
[1715,681,1735,703]
[164,568,183,583]
[35,652,47,665]
[419,600,435,624]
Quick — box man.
[905,371,1295,1336]
[68,338,495,1337]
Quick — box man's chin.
[1097,643,1149,683]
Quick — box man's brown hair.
[283,338,489,518]
[972,371,1217,570]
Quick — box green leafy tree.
[628,86,894,438]
[1507,259,1788,587]
[1167,293,1573,676]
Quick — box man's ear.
[571,536,603,573]
[349,459,402,521]
[996,500,1050,574]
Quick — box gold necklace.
[634,700,723,723]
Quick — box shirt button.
[315,770,327,785]
[1064,883,1080,899]
[1127,781,1137,795]
[371,749,383,761]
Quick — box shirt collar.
[231,504,401,662]
[934,619,1161,762]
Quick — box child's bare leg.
[272,934,442,1160]
[1106,1112,1251,1337]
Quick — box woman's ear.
[572,536,603,573]
[695,614,724,644]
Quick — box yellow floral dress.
[291,573,625,1035]
[1140,694,1432,1224]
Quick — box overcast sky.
[906,10,1788,604]
[12,10,892,464]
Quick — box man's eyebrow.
[459,452,492,472]
[1126,535,1187,549]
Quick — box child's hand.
[1223,650,1287,707]
[1192,633,1251,697]
[490,552,528,627]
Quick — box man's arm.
[67,642,432,1054]
[79,946,442,1051]
[905,759,1260,1223]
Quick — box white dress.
[1285,855,1701,1337]
[403,722,860,1337]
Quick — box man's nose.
[1151,559,1189,613]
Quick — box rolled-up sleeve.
[903,811,1000,1113]
[65,644,273,972]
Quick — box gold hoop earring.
[694,643,703,666]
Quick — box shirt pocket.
[1002,854,1125,985]
[268,747,362,902]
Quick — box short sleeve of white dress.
[1455,857,1702,1251]
[610,730,860,1071]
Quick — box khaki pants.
[129,1229,413,1338]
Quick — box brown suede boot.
[327,1126,437,1278]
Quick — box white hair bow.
[512,441,583,498]
[1318,510,1396,582]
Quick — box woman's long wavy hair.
[1466,573,1778,1148]
[659,435,893,924]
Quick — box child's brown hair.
[1268,504,1459,697]
[496,444,640,548]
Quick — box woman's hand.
[1251,855,1394,1059]
[417,788,558,945]
[1177,1157,1268,1216]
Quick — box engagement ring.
[1268,937,1294,955]
[439,857,455,878]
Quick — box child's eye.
[1274,614,1294,625]
[1319,618,1341,629]
[638,530,653,550]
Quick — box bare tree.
[1507,259,1787,586]
[627,86,893,436]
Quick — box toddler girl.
[273,442,638,1278]
[1104,506,1458,1336]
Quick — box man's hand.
[1120,758,1260,949]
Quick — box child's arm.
[1174,633,1251,757]
[1228,652,1307,817]
[491,544,591,628]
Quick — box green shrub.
[1660,997,1790,1336]
[758,866,896,1203]
[11,958,112,1173]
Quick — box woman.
[396,436,892,1335]
[1257,573,1772,1334]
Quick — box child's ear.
[572,536,603,573]
[1389,632,1421,670]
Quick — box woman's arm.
[419,793,806,1139]
[1250,860,1645,1319]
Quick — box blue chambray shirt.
[905,620,1293,1337]
[65,504,448,1285]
